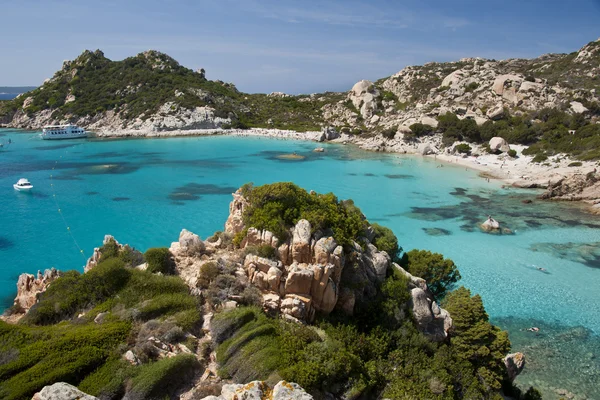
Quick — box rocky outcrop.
[489,137,510,153]
[1,268,61,323]
[200,380,312,400]
[224,189,248,236]
[32,383,98,400]
[504,352,526,382]
[84,235,143,272]
[394,264,453,342]
[349,80,380,120]
[539,171,600,202]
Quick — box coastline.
[91,127,600,202]
[6,124,598,212]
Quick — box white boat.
[42,124,87,140]
[14,178,33,191]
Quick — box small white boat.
[42,124,87,140]
[14,178,33,191]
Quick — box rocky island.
[0,183,533,400]
[1,39,600,210]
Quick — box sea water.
[0,129,598,398]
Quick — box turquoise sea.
[0,129,599,398]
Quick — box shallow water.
[1,129,599,397]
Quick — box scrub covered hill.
[0,49,342,132]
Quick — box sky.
[0,0,599,94]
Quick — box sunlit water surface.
[1,129,598,398]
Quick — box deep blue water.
[0,129,599,397]
[0,94,18,100]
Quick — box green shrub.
[381,126,397,139]
[78,357,131,399]
[408,123,434,138]
[23,259,130,325]
[241,182,368,246]
[454,143,472,154]
[127,354,199,400]
[245,244,277,260]
[465,82,479,92]
[400,250,461,298]
[371,223,400,260]
[0,321,130,400]
[144,247,173,274]
[507,149,517,158]
[442,287,510,391]
[198,261,220,289]
[568,161,583,167]
[532,153,548,163]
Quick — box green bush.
[400,250,461,298]
[381,126,398,139]
[408,123,434,138]
[442,287,511,391]
[244,244,277,260]
[371,223,400,260]
[507,149,517,158]
[465,82,479,92]
[198,261,220,289]
[23,259,130,325]
[532,153,548,163]
[0,321,130,400]
[568,161,583,167]
[126,354,199,400]
[144,247,173,274]
[241,182,368,246]
[454,143,472,154]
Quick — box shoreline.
[4,125,599,212]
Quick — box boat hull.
[14,185,33,191]
[41,132,88,140]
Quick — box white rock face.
[349,80,380,120]
[32,383,98,400]
[201,380,313,400]
[570,101,589,114]
[489,137,510,153]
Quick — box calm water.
[1,129,599,398]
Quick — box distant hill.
[0,40,598,139]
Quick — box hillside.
[2,40,599,134]
[0,183,536,400]
[0,50,342,132]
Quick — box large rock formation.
[223,191,453,341]
[489,137,510,153]
[0,268,61,322]
[393,264,453,342]
[32,382,98,400]
[539,171,600,202]
[504,352,526,382]
[200,380,312,400]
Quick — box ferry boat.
[42,124,87,140]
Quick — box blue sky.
[1,0,599,93]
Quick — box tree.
[400,249,461,298]
[442,287,511,391]
[371,223,401,261]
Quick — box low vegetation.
[237,182,368,246]
[0,250,201,400]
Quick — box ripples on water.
[0,129,599,398]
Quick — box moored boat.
[13,178,33,191]
[42,124,87,140]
